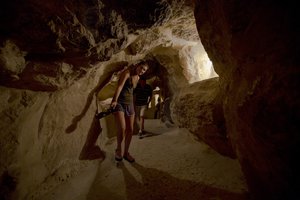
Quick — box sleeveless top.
[118,77,134,104]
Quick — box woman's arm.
[111,70,130,109]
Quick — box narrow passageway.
[41,119,249,200]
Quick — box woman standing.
[110,61,149,162]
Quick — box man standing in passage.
[134,78,152,138]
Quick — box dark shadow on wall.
[121,162,250,200]
[65,62,127,134]
[65,62,127,160]
[0,171,17,200]
[64,74,111,134]
[79,110,105,160]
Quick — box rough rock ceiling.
[0,0,200,91]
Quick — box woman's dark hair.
[137,60,148,66]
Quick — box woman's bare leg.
[135,107,142,133]
[124,114,135,157]
[114,111,126,158]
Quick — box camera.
[95,108,115,119]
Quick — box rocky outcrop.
[0,67,108,199]
[0,0,203,91]
[171,77,234,158]
[194,0,300,199]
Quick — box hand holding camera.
[95,107,115,119]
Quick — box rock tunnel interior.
[0,0,299,200]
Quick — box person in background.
[110,61,149,163]
[154,97,162,119]
[134,77,153,138]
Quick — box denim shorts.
[115,102,135,116]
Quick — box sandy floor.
[40,119,249,200]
